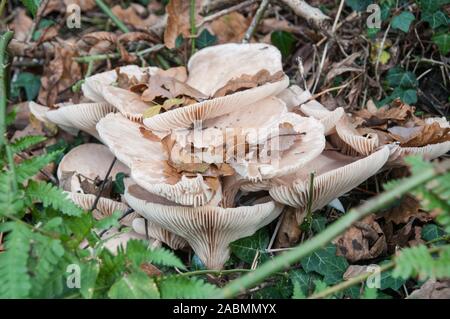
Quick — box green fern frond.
[158,276,219,299]
[26,180,83,216]
[10,135,46,154]
[124,240,186,270]
[108,270,160,299]
[20,0,40,17]
[29,234,65,297]
[16,151,61,183]
[0,222,32,298]
[0,171,24,217]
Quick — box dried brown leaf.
[164,0,202,49]
[209,12,250,44]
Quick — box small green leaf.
[386,67,417,88]
[80,262,100,299]
[301,244,349,285]
[362,287,378,299]
[421,224,446,244]
[196,29,217,49]
[345,0,373,12]
[390,87,417,104]
[112,172,126,195]
[11,72,41,101]
[108,271,160,299]
[422,11,450,29]
[391,11,415,33]
[20,0,40,17]
[289,269,320,296]
[143,105,162,118]
[95,211,121,230]
[230,228,269,264]
[432,33,450,55]
[271,31,296,58]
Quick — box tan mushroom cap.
[276,85,311,111]
[230,112,325,180]
[269,147,390,223]
[57,143,130,193]
[82,65,160,122]
[143,43,289,132]
[125,188,284,269]
[300,100,344,135]
[97,113,217,206]
[335,114,379,155]
[29,101,115,139]
[67,192,137,226]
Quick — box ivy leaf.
[196,29,217,49]
[391,11,415,33]
[422,11,450,29]
[11,72,41,101]
[390,87,417,104]
[230,228,269,264]
[345,0,373,12]
[20,0,40,17]
[253,277,292,299]
[271,31,296,58]
[432,33,450,55]
[421,224,446,244]
[386,67,417,88]
[289,269,320,296]
[108,271,160,299]
[112,172,126,195]
[301,244,349,284]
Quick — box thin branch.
[278,0,331,30]
[242,0,270,43]
[0,30,13,148]
[74,44,165,63]
[197,0,257,27]
[0,0,7,19]
[90,157,117,212]
[215,159,450,298]
[95,0,130,33]
[190,0,197,55]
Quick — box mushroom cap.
[29,101,115,138]
[300,101,345,135]
[67,192,137,226]
[187,43,283,96]
[229,112,325,180]
[276,85,312,111]
[143,43,288,132]
[335,114,379,155]
[132,218,188,250]
[96,113,218,206]
[387,141,450,166]
[125,188,283,269]
[101,228,150,254]
[57,143,130,193]
[82,65,159,122]
[269,147,390,222]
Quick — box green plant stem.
[94,0,130,33]
[0,0,7,19]
[180,269,252,277]
[190,0,197,55]
[215,159,450,299]
[0,31,14,148]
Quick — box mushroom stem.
[216,158,450,298]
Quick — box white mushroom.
[125,188,283,269]
[334,114,379,155]
[29,101,115,139]
[269,147,390,223]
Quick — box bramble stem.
[0,31,13,148]
[95,0,130,33]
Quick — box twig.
[215,159,450,298]
[197,0,257,28]
[242,0,270,43]
[90,157,117,212]
[74,44,165,63]
[0,31,14,148]
[190,0,197,55]
[97,207,135,238]
[95,0,130,33]
[278,0,330,29]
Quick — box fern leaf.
[0,171,24,217]
[29,234,65,297]
[158,276,219,299]
[10,135,46,154]
[292,281,306,299]
[26,180,83,216]
[108,270,160,299]
[392,245,435,280]
[0,222,32,298]
[16,151,61,183]
[125,240,186,270]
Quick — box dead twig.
[242,0,270,43]
[278,0,330,30]
[197,0,257,28]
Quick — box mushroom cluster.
[30,43,450,269]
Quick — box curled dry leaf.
[209,12,250,43]
[274,207,302,249]
[10,9,33,42]
[213,70,285,97]
[389,122,450,147]
[334,215,387,262]
[38,45,82,107]
[164,0,203,49]
[382,195,431,225]
[408,280,450,299]
[112,4,161,30]
[77,32,118,56]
